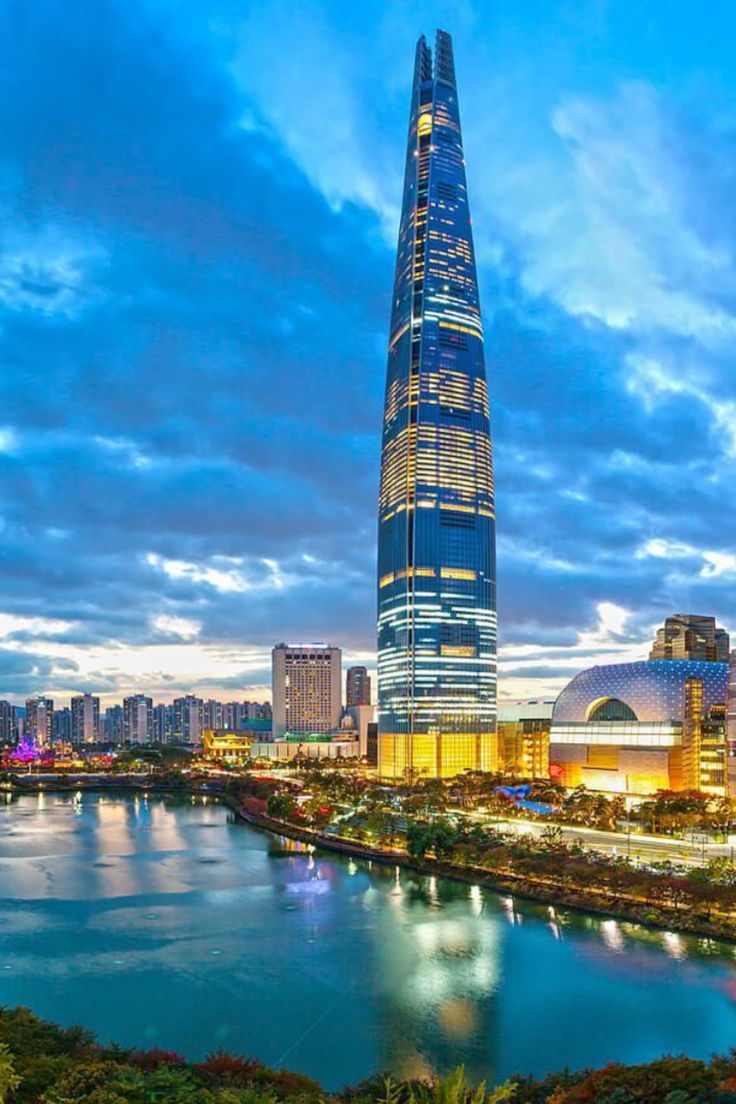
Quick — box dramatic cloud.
[0,0,735,704]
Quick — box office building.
[272,643,342,737]
[25,696,54,745]
[123,695,153,744]
[550,660,732,796]
[346,666,371,708]
[173,695,204,742]
[649,614,729,662]
[497,700,554,779]
[377,30,496,780]
[71,693,100,744]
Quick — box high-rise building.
[103,705,124,743]
[346,666,372,708]
[223,702,245,730]
[71,693,100,744]
[650,615,730,662]
[53,707,72,744]
[203,699,224,731]
[26,696,54,745]
[123,695,153,744]
[272,643,342,737]
[0,701,19,746]
[377,30,497,780]
[172,695,204,742]
[152,702,173,744]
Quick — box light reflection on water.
[0,793,736,1090]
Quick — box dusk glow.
[2,2,736,704]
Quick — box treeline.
[404,819,736,924]
[2,1007,736,1103]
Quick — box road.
[464,812,734,868]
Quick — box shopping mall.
[501,615,736,797]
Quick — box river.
[0,791,735,1089]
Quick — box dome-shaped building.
[550,659,731,796]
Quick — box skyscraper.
[377,31,497,780]
[346,666,371,707]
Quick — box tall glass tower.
[377,30,496,780]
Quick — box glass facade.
[552,660,730,725]
[377,31,496,780]
[550,659,732,796]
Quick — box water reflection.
[1,793,736,1091]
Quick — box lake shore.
[234,803,736,943]
[5,776,736,943]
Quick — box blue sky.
[1,0,736,704]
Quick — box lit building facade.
[202,728,254,764]
[649,614,729,662]
[123,694,153,744]
[172,695,204,743]
[346,703,376,759]
[25,696,54,745]
[272,643,342,737]
[377,30,496,780]
[71,693,100,744]
[497,700,554,779]
[550,660,732,796]
[251,736,359,762]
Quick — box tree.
[406,822,432,859]
[538,826,564,852]
[265,793,297,821]
[0,1045,19,1104]
[431,821,459,858]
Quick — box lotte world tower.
[377,31,497,780]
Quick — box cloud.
[0,1,735,705]
[150,614,201,640]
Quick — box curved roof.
[552,660,729,724]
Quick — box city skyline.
[2,2,736,706]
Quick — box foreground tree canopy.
[2,1006,736,1104]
